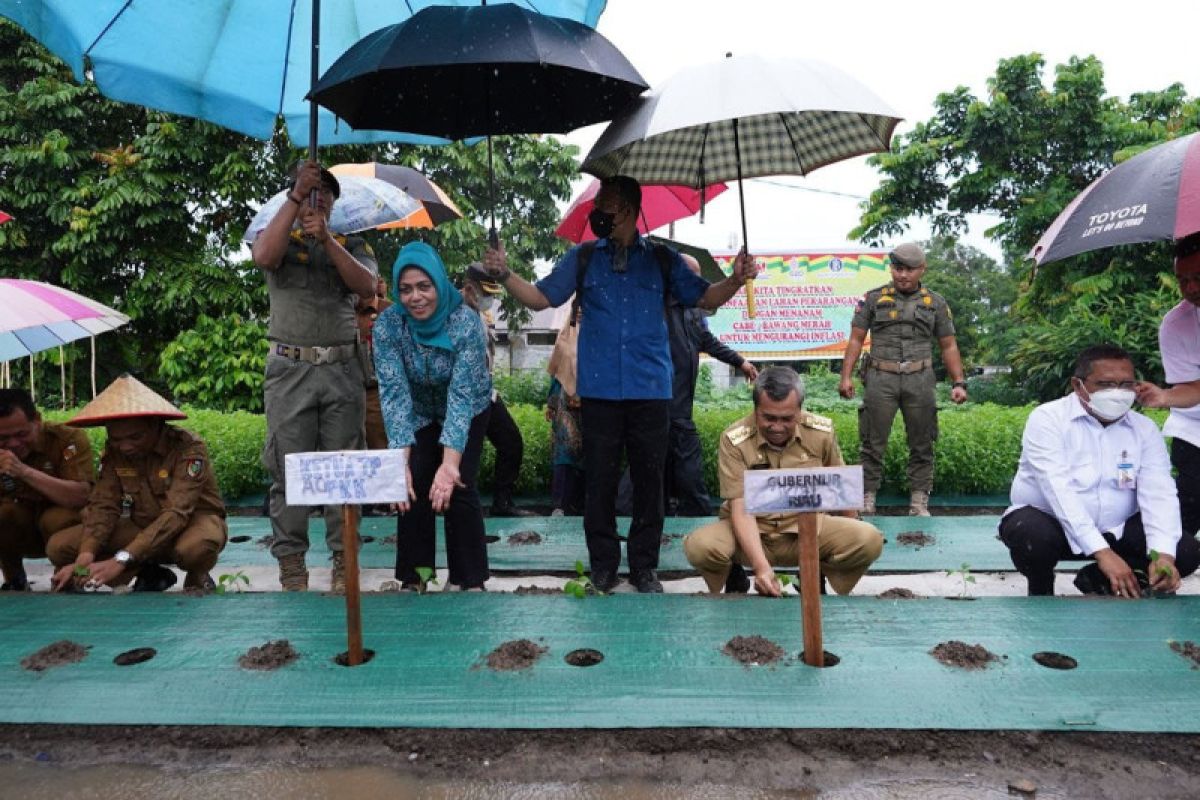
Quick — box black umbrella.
[310,2,648,242]
[1030,132,1200,265]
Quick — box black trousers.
[615,418,712,517]
[1171,438,1200,537]
[395,409,491,588]
[486,396,523,497]
[998,505,1200,595]
[581,398,670,574]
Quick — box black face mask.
[588,208,616,239]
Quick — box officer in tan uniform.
[47,375,227,593]
[252,161,378,592]
[838,242,968,516]
[0,389,93,590]
[684,366,884,596]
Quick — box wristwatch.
[951,380,968,390]
[114,550,135,566]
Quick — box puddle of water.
[0,763,1070,800]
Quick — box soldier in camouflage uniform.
[684,367,883,595]
[0,389,93,590]
[251,161,379,592]
[838,243,968,516]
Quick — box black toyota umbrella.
[310,2,648,242]
[1030,132,1200,265]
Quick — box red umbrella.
[555,179,727,243]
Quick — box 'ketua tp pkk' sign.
[743,466,864,514]
[285,450,408,506]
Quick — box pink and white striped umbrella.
[0,210,12,224]
[0,279,130,361]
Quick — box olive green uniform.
[851,283,955,494]
[47,425,226,577]
[683,412,883,594]
[262,231,377,557]
[0,422,93,566]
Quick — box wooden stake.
[797,513,823,667]
[341,503,364,666]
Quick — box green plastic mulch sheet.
[1,594,1198,731]
[218,515,1015,572]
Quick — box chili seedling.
[564,560,602,598]
[946,562,976,597]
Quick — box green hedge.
[45,403,1168,502]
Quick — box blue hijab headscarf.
[392,241,463,352]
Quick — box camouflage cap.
[889,242,926,268]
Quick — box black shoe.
[590,567,619,594]
[1,569,29,591]
[132,563,179,593]
[630,569,663,594]
[724,563,750,594]
[1073,563,1112,596]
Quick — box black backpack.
[570,240,674,327]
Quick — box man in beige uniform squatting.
[252,161,378,592]
[685,366,884,596]
[839,242,968,516]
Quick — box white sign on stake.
[284,450,408,506]
[743,466,864,514]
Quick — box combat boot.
[490,489,537,518]
[330,552,346,595]
[277,553,309,591]
[909,490,931,517]
[862,491,876,515]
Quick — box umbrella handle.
[488,227,499,250]
[745,279,757,319]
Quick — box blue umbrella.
[0,0,607,149]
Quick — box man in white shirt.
[1000,344,1200,596]
[1136,235,1200,536]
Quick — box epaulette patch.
[726,424,754,446]
[801,412,833,432]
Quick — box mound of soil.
[380,535,397,546]
[20,640,89,672]
[930,640,1000,670]
[486,639,547,671]
[659,534,681,548]
[877,587,919,599]
[506,531,542,546]
[255,535,273,549]
[238,640,299,671]
[1170,640,1200,669]
[896,531,935,547]
[723,635,786,667]
[513,585,561,595]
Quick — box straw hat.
[69,374,186,427]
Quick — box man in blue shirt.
[483,175,753,592]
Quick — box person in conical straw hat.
[46,375,227,593]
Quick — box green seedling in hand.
[1149,550,1174,582]
[414,566,438,594]
[946,562,976,597]
[564,560,601,598]
[776,574,799,594]
[215,571,250,594]
[72,565,90,578]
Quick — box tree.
[919,237,1017,368]
[851,53,1200,399]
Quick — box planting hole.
[564,648,604,667]
[802,650,841,668]
[484,535,501,544]
[228,535,251,544]
[334,649,376,667]
[361,535,375,544]
[113,647,156,666]
[1032,651,1077,670]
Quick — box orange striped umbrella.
[330,163,463,230]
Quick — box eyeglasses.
[1089,380,1138,390]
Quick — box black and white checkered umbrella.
[582,54,901,250]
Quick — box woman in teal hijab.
[374,242,494,590]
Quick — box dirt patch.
[20,640,89,672]
[1032,651,1078,670]
[507,531,542,546]
[113,648,157,667]
[255,535,273,549]
[896,531,935,548]
[930,640,1000,670]
[722,635,786,667]
[514,585,561,595]
[380,535,397,546]
[659,533,681,548]
[1170,640,1200,669]
[486,639,547,671]
[877,587,919,599]
[238,640,299,671]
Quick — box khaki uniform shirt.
[80,425,225,559]
[717,411,842,528]
[265,231,378,347]
[850,283,955,362]
[1,422,93,505]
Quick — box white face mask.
[478,295,497,314]
[1079,384,1136,421]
